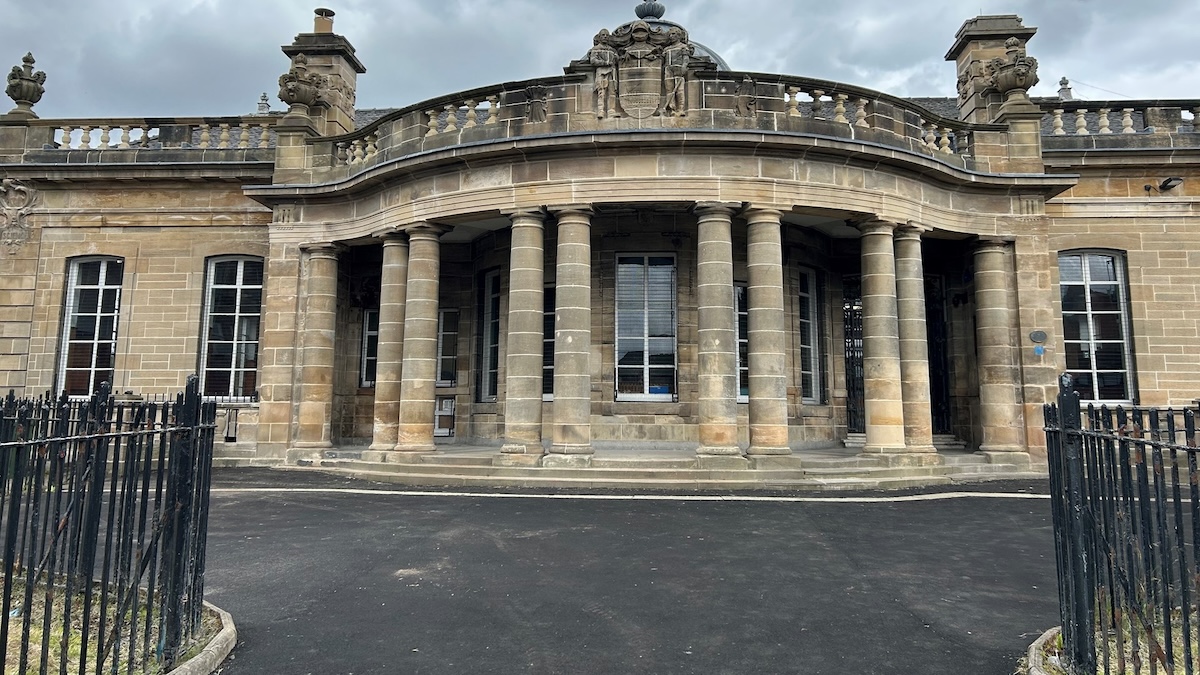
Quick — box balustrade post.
[425,109,440,137]
[486,96,500,124]
[809,90,825,118]
[1052,109,1065,135]
[443,104,458,132]
[258,123,271,149]
[1122,108,1135,134]
[855,99,870,128]
[833,94,848,124]
[464,100,478,128]
[786,87,800,117]
[199,125,211,148]
[59,125,73,149]
[1074,109,1089,136]
[939,127,953,154]
[1098,109,1111,134]
[238,125,250,148]
[79,126,92,148]
[118,126,131,149]
[219,123,232,148]
[98,126,110,148]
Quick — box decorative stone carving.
[579,19,712,120]
[5,53,46,119]
[588,30,618,119]
[0,179,41,254]
[278,54,326,114]
[982,37,1039,102]
[525,85,548,124]
[735,77,758,119]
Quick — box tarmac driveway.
[204,470,1057,674]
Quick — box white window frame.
[479,269,502,402]
[797,267,821,404]
[735,283,749,404]
[58,257,124,397]
[615,254,678,402]
[437,309,460,388]
[543,285,555,401]
[200,256,264,400]
[1058,250,1135,403]
[360,309,379,388]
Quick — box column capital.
[895,221,931,240]
[299,242,345,259]
[694,202,741,218]
[742,205,784,223]
[402,221,452,239]
[503,207,547,222]
[974,236,1015,253]
[369,225,409,243]
[855,218,898,236]
[547,204,594,217]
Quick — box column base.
[696,445,742,457]
[874,451,943,468]
[542,453,593,468]
[286,442,332,463]
[500,443,545,455]
[696,455,750,470]
[746,446,792,456]
[861,444,907,455]
[494,453,543,467]
[978,449,1032,469]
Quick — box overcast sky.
[3,0,1198,119]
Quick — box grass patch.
[3,579,220,674]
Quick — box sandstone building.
[1,4,1196,487]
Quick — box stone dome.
[627,1,731,70]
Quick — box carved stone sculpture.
[4,53,46,119]
[525,85,548,124]
[982,37,1040,103]
[660,28,693,117]
[0,179,41,254]
[588,30,618,119]
[278,54,327,115]
[735,77,758,119]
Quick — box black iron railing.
[0,376,216,674]
[1046,372,1200,675]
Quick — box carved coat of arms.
[0,179,40,254]
[582,20,707,120]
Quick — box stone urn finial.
[983,36,1040,104]
[4,52,47,119]
[278,53,326,117]
[635,1,666,20]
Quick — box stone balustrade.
[309,72,988,182]
[1039,100,1200,136]
[26,116,280,151]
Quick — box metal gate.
[842,275,951,435]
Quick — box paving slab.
[205,468,1057,675]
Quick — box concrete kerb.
[165,602,237,675]
[1024,626,1062,675]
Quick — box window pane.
[1069,372,1094,400]
[647,339,674,365]
[617,368,643,394]
[240,288,263,313]
[1058,255,1084,283]
[1062,314,1089,341]
[72,315,96,341]
[242,261,264,286]
[208,343,233,369]
[204,370,231,397]
[101,289,119,313]
[209,316,235,341]
[1089,285,1120,311]
[1061,286,1086,312]
[1093,314,1122,341]
[1088,255,1118,282]
[1094,343,1125,370]
[617,340,644,366]
[213,261,239,285]
[79,261,102,285]
[648,368,675,394]
[1096,372,1128,400]
[237,316,259,342]
[66,343,94,369]
[212,288,237,314]
[1065,343,1091,370]
[77,289,99,313]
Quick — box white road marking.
[210,487,1050,503]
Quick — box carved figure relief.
[734,77,758,119]
[525,85,548,124]
[580,19,712,120]
[588,30,619,119]
[0,179,41,254]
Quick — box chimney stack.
[314,8,335,34]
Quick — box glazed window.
[616,255,677,402]
[797,268,821,403]
[360,309,379,387]
[1058,251,1135,402]
[479,270,502,401]
[735,283,749,403]
[59,257,124,397]
[437,309,460,387]
[543,286,555,401]
[201,257,263,399]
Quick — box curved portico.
[243,3,1075,479]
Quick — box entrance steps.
[272,444,1046,492]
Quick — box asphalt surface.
[204,469,1057,674]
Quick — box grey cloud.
[1,0,1196,120]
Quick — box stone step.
[306,459,811,482]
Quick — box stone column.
[858,220,907,455]
[547,206,593,465]
[394,223,447,455]
[744,207,790,456]
[366,232,408,457]
[290,243,340,459]
[500,209,547,460]
[974,238,1027,460]
[893,224,939,460]
[695,203,742,457]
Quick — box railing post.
[161,376,199,668]
[1058,373,1097,674]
